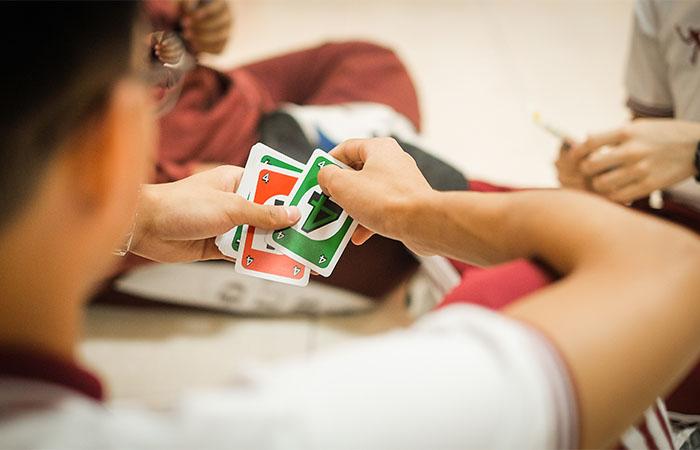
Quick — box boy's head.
[0,4,154,307]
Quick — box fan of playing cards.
[215,143,359,286]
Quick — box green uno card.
[215,143,304,259]
[265,148,358,277]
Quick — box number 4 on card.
[266,149,358,277]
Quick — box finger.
[567,141,594,162]
[193,0,228,21]
[193,165,243,192]
[201,238,228,260]
[580,146,637,177]
[584,128,627,151]
[189,28,229,46]
[158,48,182,64]
[351,226,374,245]
[328,138,371,167]
[317,165,356,204]
[608,180,653,204]
[190,10,231,32]
[158,44,180,56]
[159,40,182,54]
[151,31,165,46]
[569,129,626,162]
[229,198,300,230]
[159,54,180,65]
[591,166,643,194]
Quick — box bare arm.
[318,138,700,448]
[414,189,700,447]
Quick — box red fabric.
[156,41,421,182]
[440,259,554,311]
[0,347,103,401]
[466,180,515,193]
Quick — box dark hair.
[0,2,140,228]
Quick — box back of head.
[0,2,140,230]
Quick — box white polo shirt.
[0,306,577,449]
[626,0,700,209]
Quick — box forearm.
[405,189,700,447]
[405,189,619,272]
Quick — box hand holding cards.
[216,144,358,286]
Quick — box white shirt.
[626,0,700,209]
[0,306,576,449]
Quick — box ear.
[63,79,155,230]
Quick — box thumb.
[318,165,355,204]
[233,199,301,230]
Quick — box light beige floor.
[81,0,635,406]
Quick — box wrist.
[396,190,443,245]
[112,186,146,257]
[129,184,157,256]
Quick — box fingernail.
[285,206,300,222]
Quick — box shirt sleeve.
[215,305,577,450]
[625,0,675,117]
[2,306,577,450]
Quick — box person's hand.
[130,166,300,263]
[554,140,590,191]
[317,138,435,254]
[181,0,233,55]
[574,119,700,203]
[151,31,185,65]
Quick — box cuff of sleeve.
[524,325,580,449]
[626,97,674,118]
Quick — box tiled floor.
[81,0,635,405]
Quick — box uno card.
[215,143,304,259]
[266,149,358,277]
[235,165,310,286]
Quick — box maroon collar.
[0,347,104,402]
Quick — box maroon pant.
[156,41,420,182]
[441,181,700,414]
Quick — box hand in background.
[130,166,300,262]
[555,140,590,191]
[317,138,434,254]
[151,31,185,65]
[574,119,700,203]
[181,0,233,55]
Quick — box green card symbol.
[302,192,342,233]
[231,225,243,252]
[319,255,327,264]
[266,199,285,250]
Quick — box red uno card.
[234,165,310,286]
